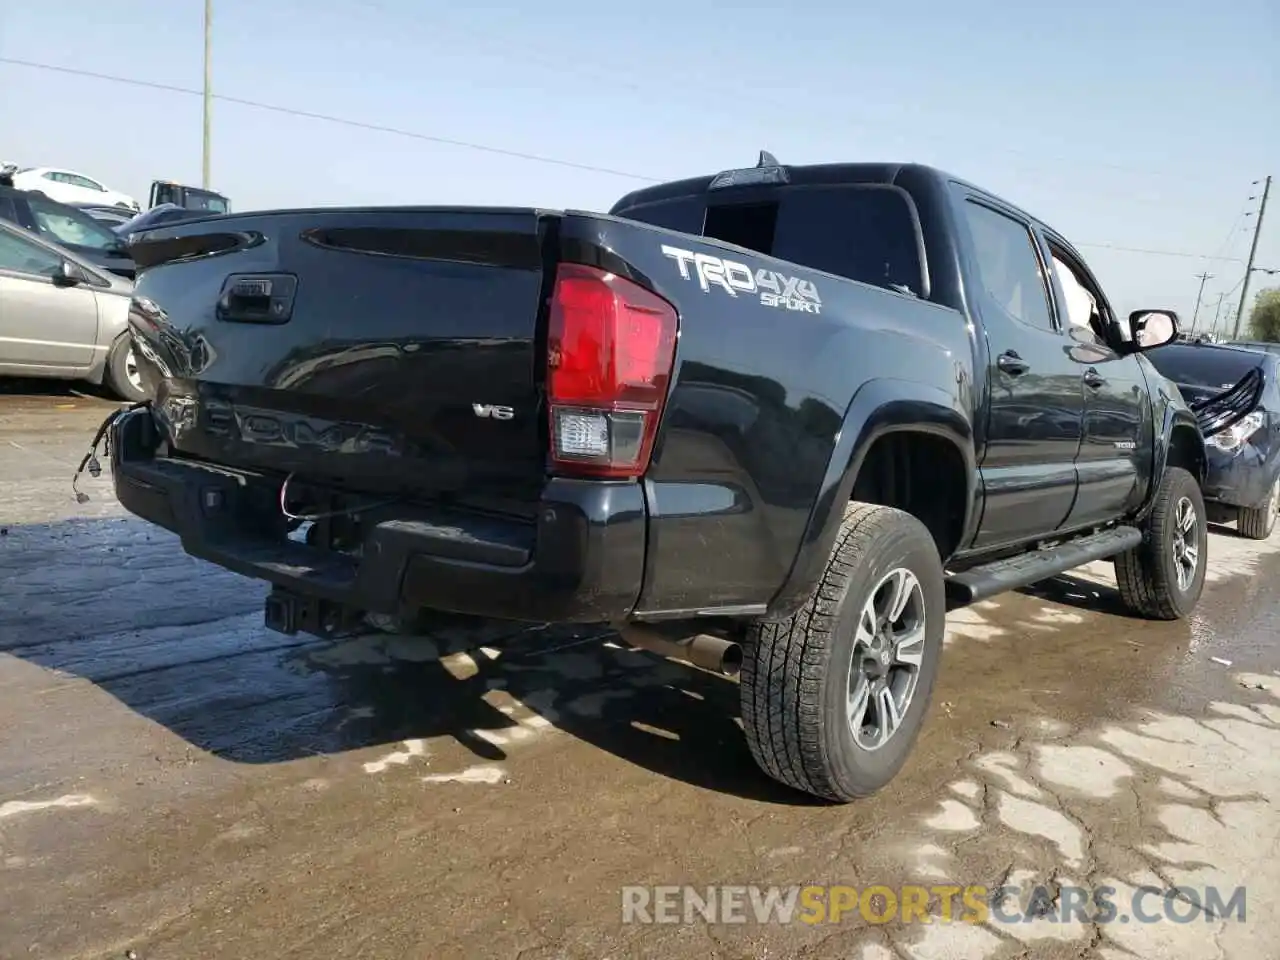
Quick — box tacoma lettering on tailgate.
[231,407,402,456]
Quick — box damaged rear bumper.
[108,408,647,625]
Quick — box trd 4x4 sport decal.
[660,244,822,315]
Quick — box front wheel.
[1237,477,1278,541]
[739,503,945,802]
[1114,466,1207,620]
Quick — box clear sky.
[1,0,1276,334]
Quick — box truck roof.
[611,160,1048,237]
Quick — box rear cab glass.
[614,185,926,298]
[1145,345,1265,390]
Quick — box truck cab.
[148,181,231,214]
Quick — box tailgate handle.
[217,273,298,324]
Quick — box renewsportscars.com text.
[620,884,1247,926]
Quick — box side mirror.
[51,260,84,287]
[1127,310,1179,351]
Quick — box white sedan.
[9,167,140,211]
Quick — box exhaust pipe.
[619,627,743,677]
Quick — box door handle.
[1084,368,1106,389]
[996,351,1029,376]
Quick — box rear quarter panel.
[558,214,976,616]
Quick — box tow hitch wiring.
[72,401,400,525]
[71,400,152,504]
[278,471,402,523]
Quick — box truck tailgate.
[127,207,552,502]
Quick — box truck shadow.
[1,515,822,806]
[1016,572,1131,617]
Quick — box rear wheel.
[739,503,945,802]
[1114,466,1207,620]
[104,334,147,403]
[1237,477,1278,541]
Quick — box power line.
[1205,272,1252,339]
[1072,241,1244,263]
[1220,273,1248,299]
[1205,192,1255,264]
[0,57,663,183]
[0,56,1255,266]
[345,0,1217,188]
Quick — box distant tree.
[1247,287,1280,342]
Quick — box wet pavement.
[2,384,1279,960]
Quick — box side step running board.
[945,525,1143,607]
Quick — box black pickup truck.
[109,155,1215,802]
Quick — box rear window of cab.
[615,184,926,298]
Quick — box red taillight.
[547,263,678,479]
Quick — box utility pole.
[1234,175,1271,340]
[1190,270,1213,333]
[202,0,212,189]
[1211,291,1229,332]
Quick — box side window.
[1048,248,1109,345]
[73,175,105,192]
[0,196,18,224]
[963,201,1055,332]
[0,229,63,278]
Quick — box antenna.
[758,150,780,168]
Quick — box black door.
[960,196,1084,550]
[1043,239,1150,530]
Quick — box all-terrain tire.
[104,334,147,403]
[739,503,945,802]
[1237,477,1278,541]
[1114,466,1207,620]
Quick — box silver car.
[0,218,145,401]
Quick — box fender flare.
[1138,404,1206,522]
[767,378,977,616]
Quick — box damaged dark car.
[1146,342,1280,539]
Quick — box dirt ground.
[2,383,1278,960]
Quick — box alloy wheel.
[1171,496,1200,592]
[846,567,927,752]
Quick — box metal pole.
[1234,175,1271,340]
[1190,271,1213,333]
[1212,292,1228,332]
[202,0,212,189]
